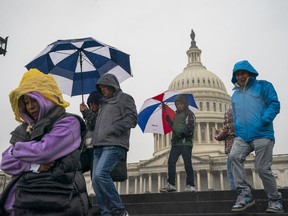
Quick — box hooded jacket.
[231,60,280,142]
[0,69,89,216]
[92,73,138,150]
[167,94,196,146]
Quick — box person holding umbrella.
[160,94,197,193]
[79,90,104,175]
[91,73,137,216]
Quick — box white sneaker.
[159,183,176,192]
[184,185,196,192]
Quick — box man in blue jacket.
[229,60,283,213]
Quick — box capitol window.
[206,102,210,111]
[199,102,203,111]
[213,102,216,111]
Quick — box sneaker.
[184,185,196,192]
[159,183,176,192]
[231,192,255,212]
[266,200,284,213]
[114,210,129,216]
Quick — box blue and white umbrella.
[25,37,132,102]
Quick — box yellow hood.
[9,68,70,122]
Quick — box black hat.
[87,91,104,107]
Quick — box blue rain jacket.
[231,60,280,142]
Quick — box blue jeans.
[227,153,235,190]
[92,146,126,216]
[167,145,195,186]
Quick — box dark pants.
[168,145,195,186]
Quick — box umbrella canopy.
[25,37,132,101]
[138,90,198,134]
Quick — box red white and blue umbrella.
[138,90,198,134]
[25,37,132,102]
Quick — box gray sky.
[1,0,288,163]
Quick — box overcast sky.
[1,0,288,163]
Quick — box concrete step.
[89,189,288,216]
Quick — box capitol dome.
[169,64,227,93]
[169,29,227,94]
[153,30,231,157]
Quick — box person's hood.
[96,73,121,96]
[231,60,258,84]
[18,92,56,124]
[9,68,69,122]
[175,94,189,109]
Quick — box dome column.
[157,173,161,192]
[177,172,181,192]
[126,177,129,194]
[207,170,212,190]
[139,175,143,193]
[134,176,138,194]
[197,123,201,143]
[220,170,224,190]
[148,174,152,192]
[206,122,210,143]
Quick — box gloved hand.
[166,115,171,122]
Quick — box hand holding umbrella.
[162,101,173,128]
[138,90,198,134]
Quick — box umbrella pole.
[79,51,84,103]
[162,102,167,114]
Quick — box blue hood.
[231,60,258,84]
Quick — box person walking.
[91,73,138,216]
[160,94,196,193]
[79,90,103,175]
[214,108,236,190]
[229,60,283,213]
[0,69,90,216]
